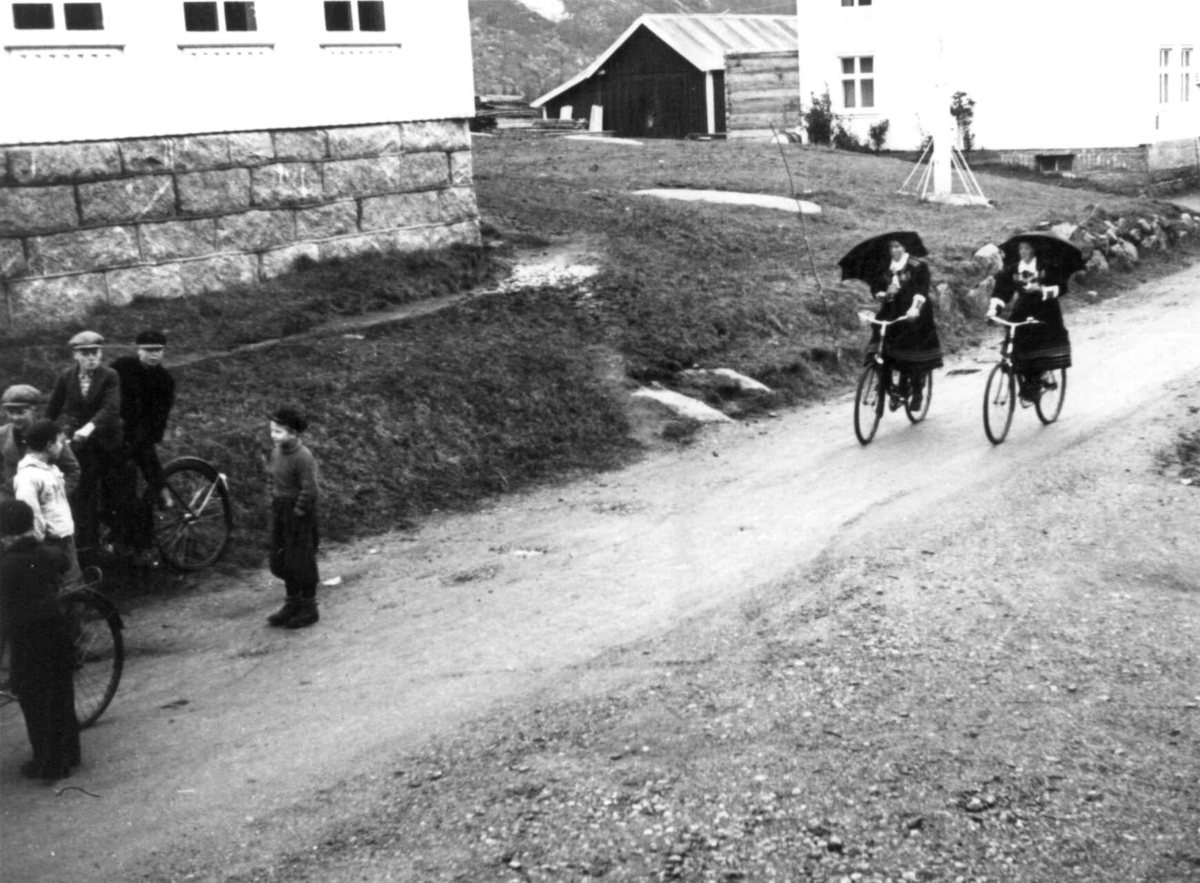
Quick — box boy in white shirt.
[13,419,81,586]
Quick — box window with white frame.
[323,0,386,32]
[1183,47,1193,102]
[1159,47,1171,103]
[11,1,103,29]
[841,56,874,109]
[183,1,256,32]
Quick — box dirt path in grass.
[1,259,1199,882]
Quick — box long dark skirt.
[866,310,945,372]
[10,615,81,779]
[1009,296,1072,373]
[269,498,319,597]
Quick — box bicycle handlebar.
[987,314,1042,329]
[858,311,913,327]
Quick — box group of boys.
[0,329,176,571]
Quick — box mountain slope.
[470,0,796,100]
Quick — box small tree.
[950,91,976,152]
[804,89,836,146]
[868,118,890,153]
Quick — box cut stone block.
[28,226,140,275]
[0,186,79,235]
[139,219,218,262]
[78,176,176,225]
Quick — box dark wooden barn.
[532,15,798,140]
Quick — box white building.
[1,0,479,328]
[796,0,1199,185]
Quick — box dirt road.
[2,262,1199,882]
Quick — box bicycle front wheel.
[1035,368,1067,425]
[854,365,885,446]
[983,363,1015,445]
[155,457,232,571]
[61,587,124,729]
[905,372,933,424]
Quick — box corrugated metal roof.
[532,14,797,108]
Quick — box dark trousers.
[126,443,165,551]
[72,444,126,552]
[10,615,81,778]
[269,498,319,599]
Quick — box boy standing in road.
[0,498,81,781]
[266,407,321,629]
[113,330,177,566]
[13,419,82,586]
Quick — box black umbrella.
[838,231,929,283]
[998,231,1085,276]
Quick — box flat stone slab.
[564,135,645,146]
[631,387,732,423]
[634,188,820,214]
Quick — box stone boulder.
[973,243,1003,273]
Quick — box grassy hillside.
[470,0,794,98]
[2,138,1195,559]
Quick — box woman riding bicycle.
[986,240,1072,405]
[865,238,944,411]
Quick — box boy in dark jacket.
[112,330,176,566]
[45,331,126,555]
[0,498,81,781]
[266,407,321,629]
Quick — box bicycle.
[152,456,233,571]
[854,312,933,445]
[0,565,124,729]
[982,315,1068,445]
[83,453,233,572]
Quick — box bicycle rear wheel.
[1035,368,1067,425]
[905,371,933,424]
[155,457,232,571]
[854,365,885,446]
[61,586,124,729]
[983,363,1015,445]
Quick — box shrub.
[803,89,836,146]
[868,119,890,152]
[951,91,976,151]
[832,123,862,152]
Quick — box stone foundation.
[996,138,1200,195]
[1,119,480,330]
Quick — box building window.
[841,56,874,109]
[1159,47,1171,103]
[13,2,55,27]
[12,1,104,29]
[63,1,102,28]
[324,0,385,32]
[1183,47,1193,102]
[183,1,257,32]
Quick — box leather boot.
[285,599,319,629]
[267,597,298,627]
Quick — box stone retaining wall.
[0,119,480,331]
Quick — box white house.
[796,0,1199,185]
[1,1,480,328]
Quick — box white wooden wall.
[0,0,476,144]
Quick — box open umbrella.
[838,231,929,283]
[998,231,1085,276]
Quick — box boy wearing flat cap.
[266,406,321,629]
[45,331,128,555]
[113,330,177,565]
[1,384,80,501]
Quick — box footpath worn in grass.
[2,137,1198,551]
